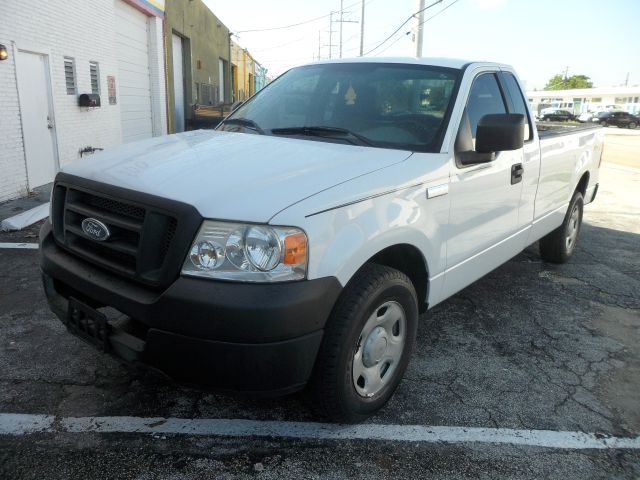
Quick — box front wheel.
[309,263,418,423]
[539,191,584,263]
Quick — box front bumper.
[40,221,342,394]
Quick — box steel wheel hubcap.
[565,203,580,251]
[352,301,406,398]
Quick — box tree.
[544,74,594,90]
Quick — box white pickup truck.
[40,58,603,422]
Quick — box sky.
[203,0,640,90]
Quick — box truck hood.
[62,130,412,222]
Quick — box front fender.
[270,152,452,306]
[284,181,449,305]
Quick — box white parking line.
[0,243,39,249]
[1,413,639,450]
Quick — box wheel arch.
[576,170,590,197]
[367,244,430,313]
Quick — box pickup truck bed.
[536,122,601,138]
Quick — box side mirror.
[475,113,525,153]
[230,100,244,112]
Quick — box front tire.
[539,191,584,263]
[309,263,418,423]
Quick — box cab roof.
[303,57,503,70]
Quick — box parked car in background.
[577,112,596,123]
[539,109,574,122]
[591,111,638,128]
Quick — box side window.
[466,73,507,139]
[500,72,532,141]
[64,57,77,95]
[89,61,100,95]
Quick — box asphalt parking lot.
[0,131,639,478]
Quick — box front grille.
[51,180,189,289]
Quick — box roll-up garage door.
[114,0,153,143]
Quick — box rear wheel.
[629,121,637,129]
[309,263,418,423]
[600,120,608,127]
[539,191,584,263]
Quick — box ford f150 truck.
[40,58,603,422]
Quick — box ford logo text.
[81,218,111,241]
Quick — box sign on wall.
[124,0,165,17]
[107,76,117,105]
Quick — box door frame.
[171,31,187,133]
[13,41,60,190]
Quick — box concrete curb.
[0,203,50,232]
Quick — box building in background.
[164,0,231,133]
[527,87,640,115]
[231,41,256,102]
[254,62,269,93]
[0,0,167,202]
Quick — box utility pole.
[359,0,365,56]
[414,0,425,57]
[318,30,321,60]
[333,4,358,59]
[625,72,629,86]
[329,11,334,59]
[339,0,343,58]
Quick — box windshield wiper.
[270,126,376,147]
[219,117,265,134]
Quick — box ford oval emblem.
[81,218,111,241]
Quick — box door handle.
[426,183,449,199]
[511,163,524,185]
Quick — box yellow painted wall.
[231,41,256,102]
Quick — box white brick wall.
[0,41,28,202]
[0,0,167,202]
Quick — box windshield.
[217,62,461,152]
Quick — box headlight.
[181,220,308,282]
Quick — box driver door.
[440,71,526,299]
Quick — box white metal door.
[17,50,58,188]
[172,34,185,133]
[115,0,153,143]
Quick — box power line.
[374,31,411,56]
[363,0,443,55]
[369,0,464,57]
[418,0,462,27]
[250,33,317,53]
[235,0,363,34]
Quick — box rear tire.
[309,263,418,423]
[629,121,637,129]
[539,191,584,263]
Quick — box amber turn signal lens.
[283,233,307,265]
